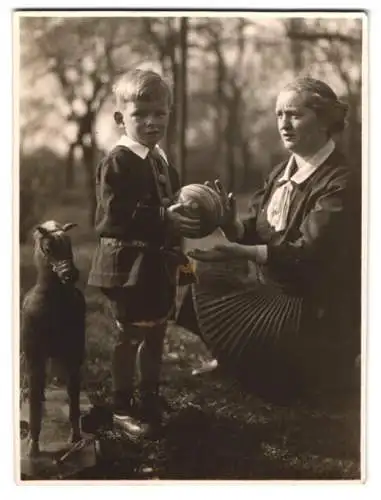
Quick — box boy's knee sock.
[136,323,166,393]
[112,322,142,397]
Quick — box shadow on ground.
[77,344,360,481]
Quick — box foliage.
[19,148,66,243]
[18,15,364,217]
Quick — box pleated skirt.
[175,259,320,397]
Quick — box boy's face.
[121,97,170,149]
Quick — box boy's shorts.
[101,283,176,326]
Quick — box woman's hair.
[283,77,349,135]
[112,68,173,110]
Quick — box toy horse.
[21,221,86,457]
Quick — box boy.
[88,69,195,439]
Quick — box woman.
[170,77,361,400]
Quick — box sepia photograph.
[14,9,366,483]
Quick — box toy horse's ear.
[33,225,50,238]
[114,111,124,126]
[62,223,78,232]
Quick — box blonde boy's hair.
[113,69,173,110]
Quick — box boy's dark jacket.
[88,144,185,289]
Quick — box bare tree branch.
[287,30,361,45]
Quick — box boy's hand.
[166,202,201,238]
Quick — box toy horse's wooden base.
[19,388,97,480]
[19,388,142,480]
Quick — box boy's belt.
[101,237,190,267]
[101,237,153,249]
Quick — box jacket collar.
[114,135,168,163]
[278,139,335,185]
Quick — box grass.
[18,198,362,481]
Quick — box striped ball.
[176,183,225,239]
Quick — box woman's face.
[276,90,328,157]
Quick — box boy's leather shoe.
[112,390,167,441]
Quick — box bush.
[19,148,66,243]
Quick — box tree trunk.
[66,143,75,189]
[224,105,236,192]
[214,47,225,180]
[83,143,96,226]
[76,107,97,226]
[286,19,305,73]
[225,86,241,192]
[241,140,252,190]
[167,53,178,165]
[177,17,188,185]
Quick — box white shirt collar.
[114,134,168,163]
[280,138,335,185]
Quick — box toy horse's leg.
[27,360,46,457]
[66,364,82,443]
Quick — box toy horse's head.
[33,220,79,285]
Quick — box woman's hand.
[166,202,201,238]
[187,248,234,262]
[188,242,267,263]
[213,242,249,259]
[188,242,248,262]
[204,180,244,240]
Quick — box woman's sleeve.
[238,182,269,245]
[267,169,353,271]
